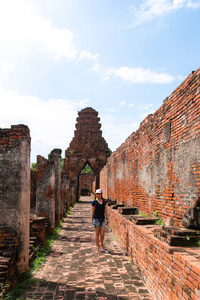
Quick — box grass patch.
[3,204,76,300]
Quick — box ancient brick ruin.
[1,69,200,299]
[63,107,110,204]
[0,125,31,284]
[100,67,200,300]
[101,68,200,226]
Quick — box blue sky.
[0,0,200,162]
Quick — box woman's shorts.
[93,218,106,228]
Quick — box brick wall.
[107,206,200,300]
[100,68,200,226]
[79,173,95,195]
[0,125,31,273]
[36,155,55,234]
[48,149,62,225]
[31,170,37,210]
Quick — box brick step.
[111,204,125,209]
[0,257,11,265]
[154,228,200,246]
[2,250,15,257]
[161,226,199,236]
[0,270,6,279]
[107,201,116,206]
[118,207,137,215]
[0,264,8,271]
[131,215,157,225]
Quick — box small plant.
[0,281,10,300]
[155,217,165,226]
[139,212,147,217]
[185,235,190,241]
[196,240,200,247]
[30,162,37,171]
[69,150,75,154]
[153,211,158,218]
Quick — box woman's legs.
[95,227,101,249]
[95,227,106,250]
[100,227,106,248]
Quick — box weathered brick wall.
[30,216,46,247]
[48,149,62,225]
[101,68,200,226]
[36,155,55,234]
[107,206,200,300]
[79,173,95,195]
[61,172,70,214]
[31,170,37,210]
[0,125,31,273]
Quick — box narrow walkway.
[22,197,153,300]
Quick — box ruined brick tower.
[64,107,110,203]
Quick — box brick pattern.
[36,155,55,234]
[0,249,18,289]
[0,124,31,274]
[107,205,200,300]
[100,67,200,226]
[64,107,110,204]
[21,197,153,300]
[79,173,95,195]
[30,217,46,248]
[0,125,31,148]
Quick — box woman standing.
[91,189,109,252]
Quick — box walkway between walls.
[22,196,153,300]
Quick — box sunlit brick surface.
[21,197,153,300]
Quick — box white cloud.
[129,0,200,27]
[0,86,89,162]
[101,113,140,151]
[105,67,175,84]
[79,50,99,61]
[129,103,135,108]
[139,103,153,110]
[120,101,126,106]
[0,0,77,62]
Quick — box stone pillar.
[61,172,69,215]
[36,155,55,234]
[30,170,37,211]
[0,125,31,273]
[48,149,62,226]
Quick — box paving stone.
[20,196,153,299]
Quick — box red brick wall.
[107,206,200,300]
[101,68,200,226]
[79,173,95,195]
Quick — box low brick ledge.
[107,205,200,300]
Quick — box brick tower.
[64,107,110,203]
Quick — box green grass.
[3,204,76,300]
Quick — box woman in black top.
[91,189,109,252]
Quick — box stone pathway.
[22,197,153,300]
